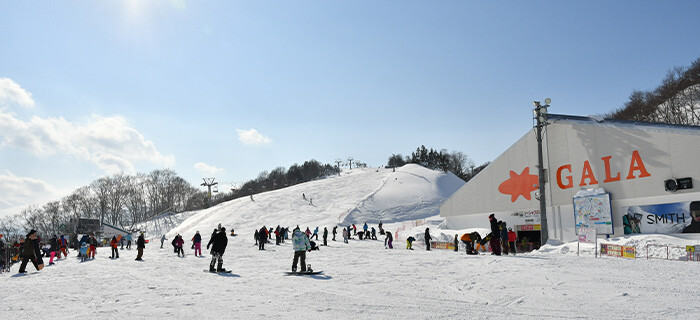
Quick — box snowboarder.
[406,236,415,250]
[48,235,58,265]
[110,236,119,259]
[454,234,459,252]
[207,227,228,272]
[379,221,384,235]
[371,227,377,240]
[460,233,475,254]
[58,235,68,259]
[254,229,259,245]
[175,235,185,257]
[332,226,337,241]
[500,222,509,255]
[322,227,328,246]
[342,228,348,244]
[363,223,368,238]
[126,233,133,250]
[135,232,145,260]
[489,214,502,255]
[193,231,202,257]
[507,228,517,255]
[160,235,166,249]
[311,227,319,240]
[18,230,40,273]
[352,224,357,236]
[258,226,267,250]
[291,227,311,273]
[424,228,432,251]
[385,230,393,249]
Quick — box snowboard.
[204,270,232,274]
[284,271,323,276]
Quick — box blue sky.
[1,0,700,216]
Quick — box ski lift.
[213,185,219,193]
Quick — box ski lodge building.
[440,114,700,244]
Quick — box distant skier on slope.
[385,230,393,249]
[207,227,229,273]
[424,228,432,251]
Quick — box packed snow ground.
[3,165,700,319]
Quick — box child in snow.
[79,243,88,262]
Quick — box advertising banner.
[430,241,456,250]
[600,244,636,259]
[573,193,613,235]
[623,201,700,234]
[578,227,596,244]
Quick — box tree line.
[387,145,489,182]
[0,159,355,239]
[608,57,700,125]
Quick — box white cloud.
[194,162,225,177]
[0,78,35,108]
[0,101,175,175]
[0,171,69,218]
[236,128,272,145]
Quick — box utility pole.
[533,98,551,246]
[201,178,218,207]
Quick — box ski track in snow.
[2,236,700,319]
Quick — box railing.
[394,218,427,240]
[646,244,696,261]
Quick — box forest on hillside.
[608,57,700,125]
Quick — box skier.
[208,227,228,272]
[110,236,119,259]
[488,214,502,255]
[342,228,348,244]
[160,235,166,249]
[332,226,337,241]
[424,228,432,251]
[135,232,145,261]
[385,230,393,249]
[291,227,311,273]
[193,231,202,257]
[322,227,328,246]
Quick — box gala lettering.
[556,150,651,190]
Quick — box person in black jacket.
[135,232,145,261]
[18,230,40,273]
[424,228,432,251]
[489,214,502,255]
[682,201,700,233]
[207,227,228,272]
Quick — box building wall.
[441,117,700,241]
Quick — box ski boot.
[306,264,313,273]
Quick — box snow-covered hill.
[136,164,465,241]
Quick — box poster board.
[577,227,597,257]
[573,193,613,235]
[622,201,697,234]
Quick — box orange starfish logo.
[498,167,539,202]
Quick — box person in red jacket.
[110,236,119,259]
[507,228,517,255]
